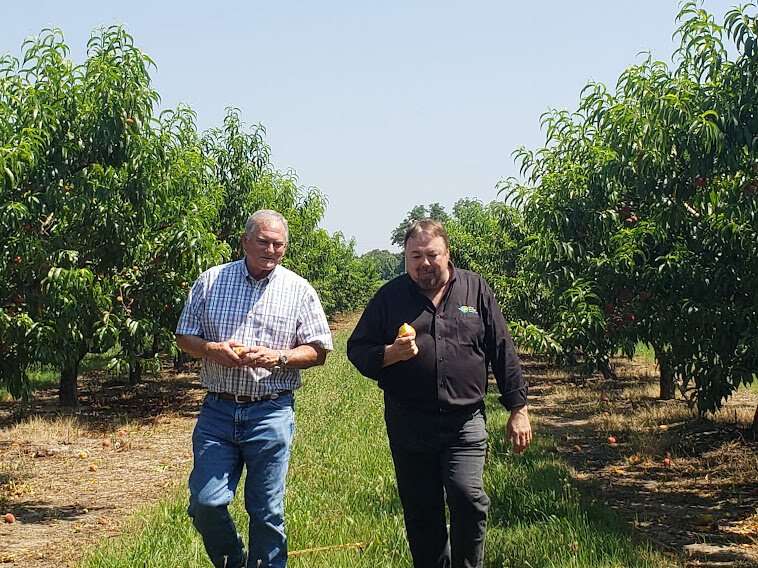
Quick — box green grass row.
[80,330,672,567]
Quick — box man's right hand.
[382,335,419,367]
[205,340,246,368]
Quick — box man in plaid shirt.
[176,209,333,568]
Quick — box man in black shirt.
[347,219,531,568]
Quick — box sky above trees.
[0,1,729,252]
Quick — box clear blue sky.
[1,1,729,252]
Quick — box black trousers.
[384,396,490,568]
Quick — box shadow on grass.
[1,501,108,524]
[483,423,673,567]
[514,363,758,566]
[0,360,205,432]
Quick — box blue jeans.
[188,393,295,568]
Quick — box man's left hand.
[506,406,532,454]
[240,346,280,369]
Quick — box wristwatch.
[275,351,289,370]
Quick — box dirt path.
[0,370,203,567]
[523,357,758,568]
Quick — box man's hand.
[394,334,419,360]
[204,340,245,368]
[383,335,419,367]
[506,406,532,454]
[239,346,281,369]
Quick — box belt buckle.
[234,394,248,404]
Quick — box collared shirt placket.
[435,309,446,403]
[428,279,456,408]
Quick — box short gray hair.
[245,210,289,242]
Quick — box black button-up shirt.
[347,267,527,413]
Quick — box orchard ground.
[0,315,755,567]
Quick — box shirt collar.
[239,259,280,285]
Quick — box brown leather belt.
[209,390,291,403]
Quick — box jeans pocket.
[461,411,488,446]
[269,393,294,412]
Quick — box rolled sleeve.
[175,277,206,337]
[296,286,334,351]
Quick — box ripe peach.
[663,457,672,467]
[3,513,15,523]
[607,436,617,445]
[397,323,416,338]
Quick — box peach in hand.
[397,323,416,339]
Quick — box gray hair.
[245,210,289,242]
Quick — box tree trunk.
[598,359,617,381]
[752,403,758,438]
[151,332,160,356]
[658,356,676,400]
[566,351,578,367]
[653,344,676,400]
[59,359,80,406]
[174,350,189,372]
[128,357,141,385]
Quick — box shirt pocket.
[249,312,298,348]
[455,312,483,347]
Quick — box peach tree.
[505,1,758,416]
[0,28,231,403]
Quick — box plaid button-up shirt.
[176,259,333,396]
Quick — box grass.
[633,342,656,363]
[483,397,671,568]
[0,350,134,401]
[79,331,672,567]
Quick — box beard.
[415,269,442,290]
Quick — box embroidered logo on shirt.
[458,305,478,315]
